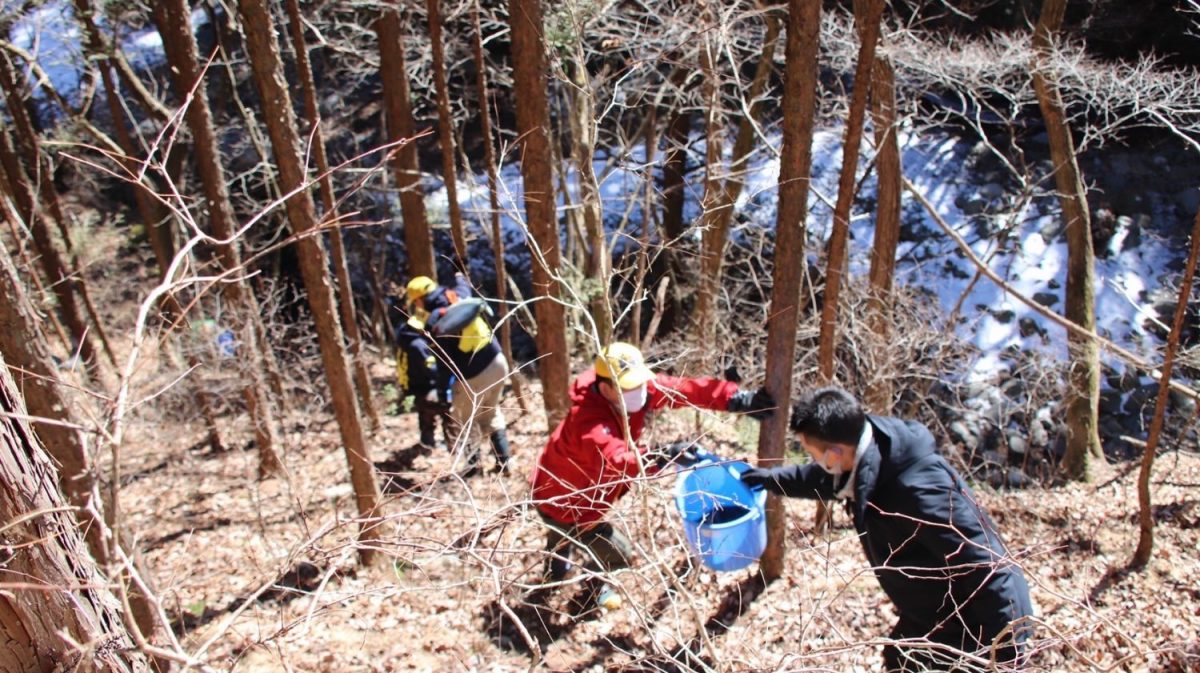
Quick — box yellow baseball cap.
[595,342,655,390]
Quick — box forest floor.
[106,360,1200,673]
[63,223,1196,673]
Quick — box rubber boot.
[489,429,511,473]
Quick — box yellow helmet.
[595,342,655,390]
[405,276,437,304]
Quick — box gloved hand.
[653,441,706,468]
[423,390,439,403]
[727,387,776,420]
[738,466,777,492]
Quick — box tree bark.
[1032,0,1104,481]
[153,0,285,478]
[509,0,570,424]
[283,0,379,431]
[376,6,436,279]
[817,0,884,381]
[863,13,901,413]
[693,14,781,372]
[565,52,614,346]
[0,242,164,640]
[0,352,151,672]
[426,0,468,271]
[472,0,526,410]
[757,0,821,582]
[1132,206,1200,567]
[72,0,176,278]
[0,50,118,372]
[74,0,224,452]
[0,123,101,382]
[239,0,383,564]
[691,22,729,376]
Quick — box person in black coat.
[740,386,1034,672]
[393,315,450,451]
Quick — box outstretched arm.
[739,463,838,499]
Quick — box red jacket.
[531,368,738,525]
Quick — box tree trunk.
[0,123,102,381]
[817,0,884,381]
[73,0,176,277]
[661,101,690,244]
[376,6,436,279]
[509,0,570,424]
[757,0,821,582]
[693,14,781,372]
[1133,206,1200,567]
[0,352,151,672]
[0,50,118,372]
[426,0,468,271]
[1032,0,1104,481]
[659,99,690,334]
[863,15,901,413]
[239,0,383,564]
[691,24,729,376]
[472,0,526,410]
[283,0,380,432]
[0,181,71,349]
[566,53,614,346]
[153,0,285,478]
[75,0,224,451]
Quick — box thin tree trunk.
[817,0,884,381]
[472,1,526,410]
[632,106,658,346]
[1032,0,1104,481]
[74,0,223,452]
[863,20,901,413]
[0,182,71,348]
[283,0,379,431]
[566,53,614,346]
[757,0,820,582]
[239,0,383,564]
[659,102,690,334]
[694,14,781,372]
[427,0,468,271]
[716,16,781,214]
[1132,206,1200,567]
[153,0,284,478]
[0,352,151,672]
[510,0,570,424]
[0,123,102,381]
[661,119,690,244]
[73,0,176,282]
[376,6,436,279]
[692,22,728,375]
[0,50,119,371]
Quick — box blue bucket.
[674,459,767,572]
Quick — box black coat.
[394,322,441,398]
[757,415,1033,648]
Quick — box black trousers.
[883,616,1025,672]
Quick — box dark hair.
[789,387,865,445]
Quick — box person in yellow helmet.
[394,314,451,451]
[529,342,775,605]
[405,272,511,476]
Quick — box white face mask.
[620,385,648,414]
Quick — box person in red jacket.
[530,342,774,598]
